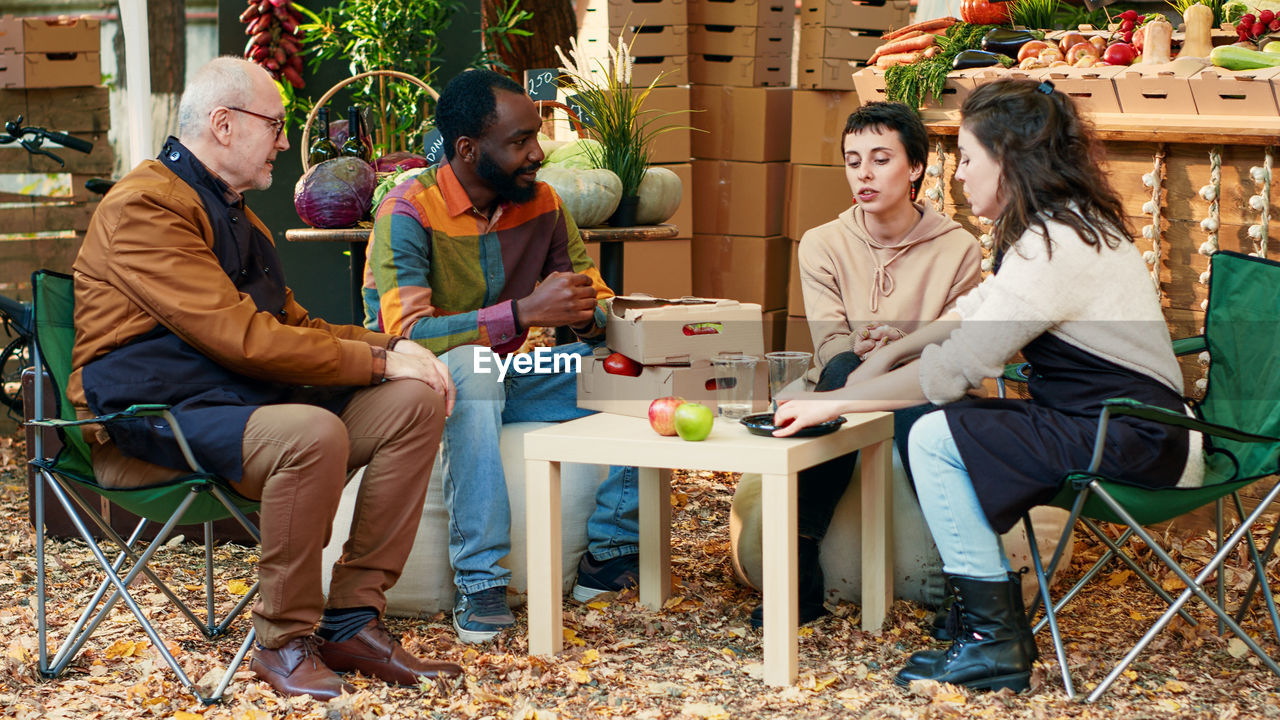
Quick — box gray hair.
[176,56,261,137]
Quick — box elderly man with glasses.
[70,56,463,699]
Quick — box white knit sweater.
[918,215,1203,487]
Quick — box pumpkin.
[960,0,1011,25]
[635,166,683,225]
[536,166,623,227]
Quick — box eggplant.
[981,28,1039,59]
[953,49,1004,70]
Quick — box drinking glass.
[765,351,812,411]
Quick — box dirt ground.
[0,429,1278,720]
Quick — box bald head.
[177,57,270,140]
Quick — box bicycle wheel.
[0,334,30,414]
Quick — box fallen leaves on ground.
[0,432,1277,718]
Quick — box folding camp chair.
[27,270,262,704]
[1017,250,1280,701]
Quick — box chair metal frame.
[997,251,1280,702]
[27,270,261,704]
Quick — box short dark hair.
[842,101,929,198]
[435,69,526,161]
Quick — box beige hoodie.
[798,202,982,379]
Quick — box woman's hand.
[853,322,906,361]
[770,392,844,437]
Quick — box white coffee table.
[523,411,894,686]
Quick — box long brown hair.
[959,79,1130,263]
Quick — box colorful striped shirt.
[362,162,612,355]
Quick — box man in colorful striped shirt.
[363,69,640,643]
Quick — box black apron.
[942,332,1190,534]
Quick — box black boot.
[894,575,1035,692]
[750,536,829,628]
[928,576,957,641]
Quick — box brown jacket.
[70,158,391,415]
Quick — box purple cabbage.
[293,157,377,229]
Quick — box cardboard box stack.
[688,0,792,87]
[683,0,796,352]
[0,15,100,88]
[797,0,913,91]
[573,0,695,298]
[577,296,768,417]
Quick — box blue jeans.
[440,342,639,594]
[907,410,1010,581]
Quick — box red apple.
[1102,42,1137,66]
[648,395,686,436]
[1017,40,1051,62]
[602,351,643,376]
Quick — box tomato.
[960,0,1012,25]
[602,351,643,376]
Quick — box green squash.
[536,166,623,227]
[635,166,683,225]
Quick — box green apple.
[673,402,714,441]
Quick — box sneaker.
[572,552,639,603]
[452,587,514,644]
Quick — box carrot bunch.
[869,17,959,68]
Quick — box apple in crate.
[602,351,642,376]
[674,402,714,442]
[648,396,687,436]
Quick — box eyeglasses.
[226,106,285,141]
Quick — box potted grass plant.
[555,36,679,226]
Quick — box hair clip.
[1037,80,1055,95]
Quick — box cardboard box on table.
[690,85,792,162]
[688,0,793,27]
[691,159,787,236]
[789,90,861,166]
[690,23,791,57]
[1112,61,1200,115]
[1032,65,1124,115]
[577,296,768,417]
[1187,66,1280,116]
[852,66,976,109]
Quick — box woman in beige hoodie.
[745,103,981,630]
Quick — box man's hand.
[516,271,597,329]
[385,347,457,415]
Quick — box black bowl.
[739,412,847,438]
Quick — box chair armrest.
[1101,398,1280,444]
[1171,335,1206,357]
[26,403,207,474]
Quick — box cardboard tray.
[605,295,765,365]
[0,15,99,54]
[1187,66,1280,117]
[688,0,794,28]
[690,53,791,88]
[576,352,770,419]
[689,23,793,57]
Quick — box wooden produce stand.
[917,110,1278,400]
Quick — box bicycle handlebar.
[42,129,94,154]
[2,116,94,166]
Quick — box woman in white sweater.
[774,80,1200,692]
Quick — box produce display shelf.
[920,110,1280,146]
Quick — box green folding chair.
[1017,250,1280,701]
[27,270,261,704]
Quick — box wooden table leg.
[860,438,894,631]
[760,471,798,686]
[638,468,671,611]
[526,459,562,655]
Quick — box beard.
[477,150,540,205]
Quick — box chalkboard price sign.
[563,94,596,129]
[422,128,446,165]
[524,68,560,102]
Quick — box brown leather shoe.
[249,636,354,700]
[319,619,463,685]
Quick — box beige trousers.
[92,379,445,647]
